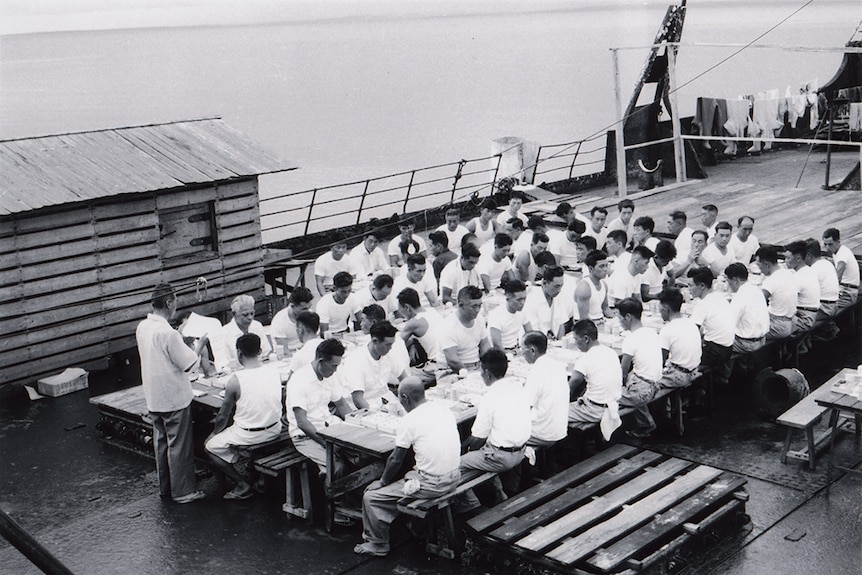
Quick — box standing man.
[271,287,314,353]
[725,263,770,352]
[354,378,461,557]
[136,283,208,504]
[437,286,491,373]
[702,222,736,278]
[436,208,470,256]
[350,231,390,279]
[687,268,735,387]
[700,204,719,239]
[521,331,569,448]
[822,227,860,309]
[206,334,283,500]
[756,246,797,341]
[315,232,355,296]
[575,250,613,322]
[212,294,272,372]
[784,240,820,335]
[439,242,483,304]
[730,216,759,265]
[488,279,529,351]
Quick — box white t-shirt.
[488,306,526,349]
[352,286,398,318]
[702,243,736,278]
[548,232,580,270]
[436,313,487,366]
[574,345,623,404]
[834,244,860,286]
[391,272,438,308]
[522,287,572,337]
[761,269,797,318]
[316,293,359,333]
[659,317,702,371]
[470,376,532,448]
[730,282,769,338]
[606,216,631,236]
[270,307,302,351]
[496,210,528,227]
[607,266,642,305]
[436,224,469,256]
[412,309,444,359]
[621,326,663,382]
[690,291,735,347]
[477,253,514,290]
[349,244,389,279]
[674,227,694,262]
[396,401,461,476]
[583,225,608,250]
[729,234,759,265]
[212,319,272,372]
[525,355,570,442]
[314,252,355,287]
[792,265,821,309]
[608,250,631,276]
[286,363,343,438]
[341,344,404,409]
[387,235,427,265]
[811,259,840,302]
[640,259,667,295]
[439,259,482,296]
[289,337,323,372]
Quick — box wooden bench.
[777,380,862,470]
[254,445,314,523]
[396,469,498,559]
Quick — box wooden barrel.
[753,368,810,418]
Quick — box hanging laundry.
[723,99,751,156]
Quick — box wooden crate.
[465,444,748,575]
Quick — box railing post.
[356,179,370,225]
[303,188,317,236]
[612,48,628,198]
[568,142,583,180]
[490,155,502,195]
[666,43,686,183]
[450,160,466,204]
[402,171,415,214]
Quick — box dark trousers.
[701,340,732,386]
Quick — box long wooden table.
[814,368,862,481]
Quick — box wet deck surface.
[2,147,861,574]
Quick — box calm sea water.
[0,0,853,242]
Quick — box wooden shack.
[0,118,295,396]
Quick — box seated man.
[729,216,759,265]
[206,334,283,500]
[670,229,709,281]
[477,233,516,291]
[466,197,499,245]
[496,190,528,227]
[428,230,457,285]
[350,230,390,279]
[616,298,663,438]
[667,210,694,262]
[315,232,355,296]
[457,349,532,511]
[522,265,571,341]
[271,286,314,353]
[631,216,659,251]
[436,208,470,256]
[392,254,438,309]
[575,250,614,322]
[687,268,734,387]
[756,246,796,341]
[822,227,860,309]
[607,246,652,306]
[488,279,529,352]
[725,263,770,352]
[606,199,635,235]
[805,238,840,321]
[582,206,608,250]
[286,339,353,473]
[548,218,586,270]
[702,222,736,279]
[287,311,323,375]
[316,271,360,336]
[397,288,443,376]
[656,288,702,390]
[388,218,427,268]
[352,273,397,318]
[342,320,408,411]
[354,377,461,557]
[700,204,718,240]
[522,331,569,448]
[437,286,491,373]
[567,319,623,435]
[514,232,550,284]
[604,229,629,274]
[640,240,677,302]
[784,240,820,335]
[212,294,272,372]
[439,242,483,304]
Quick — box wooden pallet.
[465,444,748,575]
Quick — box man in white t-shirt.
[631,216,659,252]
[350,231,390,280]
[466,198,499,245]
[548,219,586,270]
[212,294,272,372]
[392,254,439,309]
[725,263,770,352]
[341,321,407,410]
[702,222,736,278]
[616,298,662,437]
[496,191,528,227]
[670,229,709,281]
[437,286,491,372]
[271,286,314,353]
[822,227,860,309]
[440,243,483,304]
[667,210,694,263]
[436,208,470,257]
[582,206,608,250]
[567,320,623,433]
[478,233,516,291]
[700,204,718,240]
[784,240,820,335]
[522,266,571,341]
[315,234,355,296]
[388,218,428,268]
[456,349,532,511]
[687,268,734,387]
[352,274,397,319]
[607,245,652,306]
[396,288,443,374]
[729,216,759,265]
[604,229,629,275]
[488,279,529,351]
[522,331,569,448]
[805,238,840,320]
[640,240,677,302]
[755,246,796,341]
[316,271,360,336]
[656,289,702,388]
[287,312,323,375]
[606,199,635,237]
[354,378,461,557]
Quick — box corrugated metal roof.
[0,118,296,216]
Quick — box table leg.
[825,408,840,486]
[325,440,335,532]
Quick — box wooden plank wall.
[0,178,265,391]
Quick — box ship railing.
[532,131,610,182]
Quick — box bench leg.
[425,507,457,560]
[671,390,684,437]
[283,462,313,524]
[805,425,817,471]
[780,428,793,464]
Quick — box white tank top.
[415,309,443,359]
[470,216,496,244]
[233,365,282,430]
[580,277,608,320]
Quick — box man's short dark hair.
[585,249,608,268]
[406,254,426,268]
[573,319,598,340]
[654,240,677,261]
[804,238,823,259]
[590,206,608,217]
[152,283,175,310]
[617,298,643,319]
[692,230,709,242]
[785,240,807,258]
[508,218,525,230]
[479,348,509,379]
[428,230,449,247]
[724,262,748,280]
[755,246,778,265]
[555,202,572,218]
[445,208,459,219]
[461,243,481,260]
[567,219,587,234]
[333,271,354,288]
[738,215,755,226]
[633,216,655,233]
[823,227,840,241]
[236,333,261,358]
[687,267,715,287]
[527,215,546,231]
[397,288,421,309]
[522,331,548,354]
[669,210,687,223]
[632,245,654,260]
[331,230,349,245]
[315,339,345,361]
[532,232,550,245]
[510,190,525,202]
[606,229,627,245]
[503,279,527,295]
[494,233,513,248]
[461,233,477,248]
[361,304,386,323]
[618,199,635,211]
[458,285,484,303]
[715,221,733,233]
[543,266,565,283]
[370,320,398,340]
[576,236,598,251]
[534,251,557,268]
[702,204,718,213]
[372,274,394,289]
[289,286,314,306]
[480,198,497,211]
[658,288,683,312]
[296,311,321,332]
